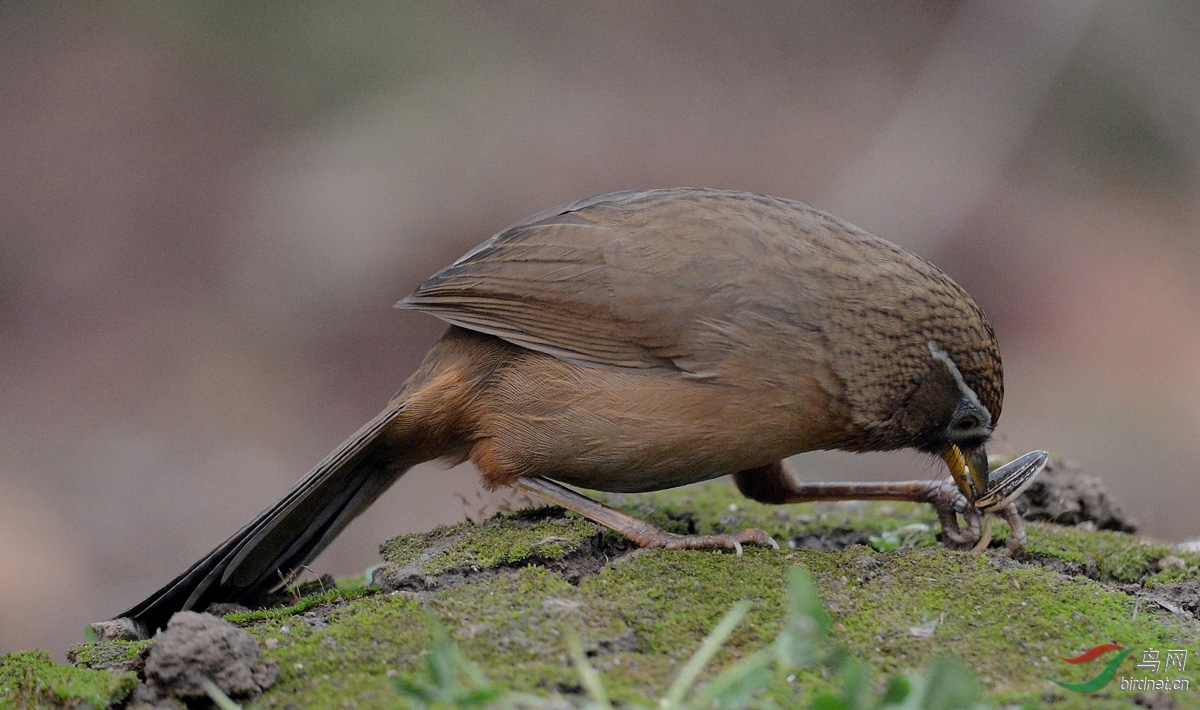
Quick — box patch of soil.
[1140,580,1200,618]
[1016,457,1137,532]
[135,612,277,705]
[790,528,874,551]
[1133,692,1183,708]
[1014,552,1098,580]
[66,642,150,675]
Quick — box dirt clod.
[141,612,277,700]
[1016,456,1137,532]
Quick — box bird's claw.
[734,528,782,550]
[925,479,978,549]
[924,480,1027,555]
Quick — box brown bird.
[117,188,1018,636]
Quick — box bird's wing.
[398,189,818,375]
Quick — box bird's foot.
[638,527,780,555]
[922,480,1027,555]
[924,479,984,550]
[996,503,1027,555]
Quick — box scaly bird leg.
[734,452,1047,555]
[732,465,984,550]
[973,450,1047,554]
[995,503,1026,555]
[512,476,780,554]
[516,451,1045,556]
[748,479,1029,555]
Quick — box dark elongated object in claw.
[117,188,1036,636]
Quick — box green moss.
[63,638,148,670]
[576,549,801,703]
[599,481,942,546]
[582,549,789,657]
[1149,561,1200,586]
[1017,521,1187,583]
[428,566,633,696]
[0,650,137,708]
[379,508,601,576]
[240,593,433,709]
[223,585,378,624]
[819,547,1194,705]
[56,478,1200,709]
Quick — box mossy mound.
[11,479,1200,708]
[0,650,137,708]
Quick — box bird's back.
[401,188,1002,479]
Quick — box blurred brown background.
[3,1,1198,657]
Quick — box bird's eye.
[955,416,980,431]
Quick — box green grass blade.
[567,634,613,709]
[661,600,751,708]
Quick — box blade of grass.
[661,600,751,708]
[567,634,614,709]
[201,679,243,710]
[687,648,771,710]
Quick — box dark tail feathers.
[118,404,410,636]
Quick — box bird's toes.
[734,528,780,550]
[937,519,981,550]
[649,529,785,555]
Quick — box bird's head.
[916,341,1001,502]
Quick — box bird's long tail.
[118,402,414,636]
[115,327,504,636]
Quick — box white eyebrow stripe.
[927,341,992,427]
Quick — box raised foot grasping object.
[114,188,1037,637]
[892,449,1048,555]
[728,450,1048,555]
[966,449,1049,554]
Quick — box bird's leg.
[732,462,984,549]
[995,503,1027,555]
[972,450,1047,555]
[511,475,780,554]
[514,452,1042,556]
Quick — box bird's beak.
[942,444,990,502]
